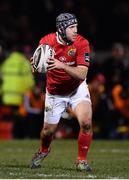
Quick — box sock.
[77,130,92,161]
[40,134,53,153]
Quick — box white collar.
[56,32,66,45]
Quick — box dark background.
[1,0,129,50]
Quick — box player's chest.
[54,44,77,65]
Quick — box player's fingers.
[49,57,53,60]
[30,66,35,73]
[47,63,55,70]
[47,67,55,70]
[30,57,33,61]
[47,58,54,64]
[30,57,34,64]
[30,61,34,66]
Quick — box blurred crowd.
[0,0,129,140]
[88,43,129,139]
[1,0,129,50]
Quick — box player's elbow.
[77,70,87,80]
[74,73,86,80]
[77,66,88,80]
[80,74,86,80]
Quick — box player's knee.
[40,127,54,137]
[80,120,92,133]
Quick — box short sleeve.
[76,39,90,67]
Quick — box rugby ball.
[32,44,54,73]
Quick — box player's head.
[56,13,78,43]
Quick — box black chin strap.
[58,32,73,45]
[63,37,73,45]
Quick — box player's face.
[65,24,78,42]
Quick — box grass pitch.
[0,139,129,179]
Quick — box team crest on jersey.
[68,48,76,56]
[84,52,90,62]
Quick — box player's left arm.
[60,63,88,80]
[47,38,90,80]
[47,57,88,80]
[65,38,90,80]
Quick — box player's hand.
[30,57,35,73]
[47,57,65,70]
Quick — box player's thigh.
[70,80,92,123]
[74,100,92,124]
[70,80,91,110]
[44,93,67,124]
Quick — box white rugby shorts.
[44,80,91,124]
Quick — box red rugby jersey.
[39,33,90,95]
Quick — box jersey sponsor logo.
[68,48,76,56]
[59,56,75,65]
[84,52,90,62]
[59,56,67,62]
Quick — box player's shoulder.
[75,34,89,46]
[39,32,56,45]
